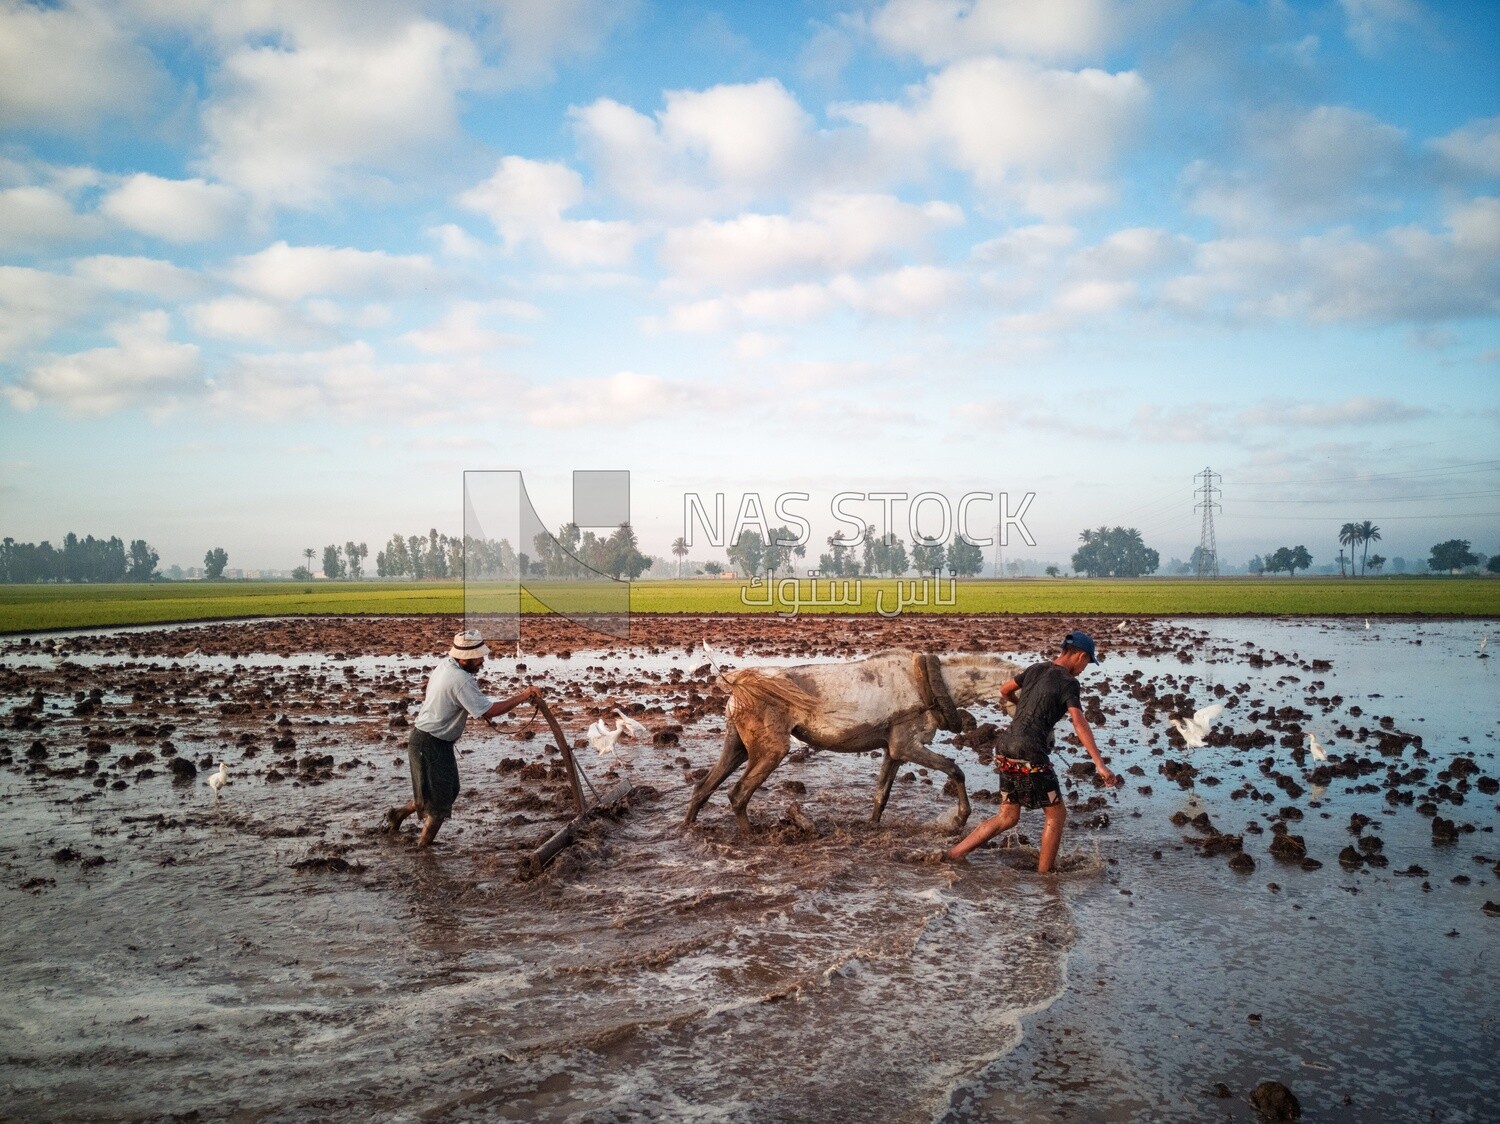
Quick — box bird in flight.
[1170,704,1225,749]
[587,710,649,756]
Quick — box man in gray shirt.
[386,629,541,848]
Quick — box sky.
[0,0,1497,574]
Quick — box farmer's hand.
[1097,766,1118,787]
[526,685,543,702]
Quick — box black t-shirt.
[1004,661,1082,764]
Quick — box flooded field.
[1,614,1496,1122]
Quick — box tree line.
[368,523,653,581]
[0,534,159,583]
[714,528,990,579]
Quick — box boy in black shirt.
[945,630,1117,872]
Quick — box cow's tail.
[718,667,819,716]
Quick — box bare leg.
[1037,803,1066,873]
[386,801,417,833]
[683,725,748,827]
[417,814,446,848]
[945,803,1020,861]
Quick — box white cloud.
[428,222,488,259]
[1339,0,1424,55]
[834,56,1148,217]
[474,0,635,86]
[101,174,244,243]
[866,0,1131,64]
[227,241,441,301]
[0,0,163,130]
[523,370,705,428]
[1431,115,1500,179]
[199,18,482,204]
[0,185,105,253]
[659,194,962,289]
[571,79,813,215]
[459,156,639,266]
[1236,396,1429,428]
[828,265,966,318]
[1067,227,1192,278]
[650,265,965,334]
[401,301,532,354]
[209,340,519,425]
[1161,196,1500,323]
[0,266,93,359]
[972,223,1078,268]
[187,296,332,346]
[72,255,208,300]
[1186,106,1407,231]
[734,331,788,361]
[4,310,201,415]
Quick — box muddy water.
[1,615,1496,1121]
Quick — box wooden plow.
[517,696,635,879]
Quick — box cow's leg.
[889,722,970,831]
[871,750,900,824]
[682,722,748,827]
[726,711,792,835]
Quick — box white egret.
[1169,703,1225,749]
[1306,732,1328,762]
[700,639,725,673]
[587,710,649,756]
[208,762,228,799]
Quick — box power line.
[1233,460,1500,487]
[1233,510,1500,522]
[1230,492,1500,507]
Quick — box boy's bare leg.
[946,804,1020,861]
[416,814,446,848]
[386,801,417,833]
[1037,803,1067,873]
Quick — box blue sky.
[0,0,1497,573]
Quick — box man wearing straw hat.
[385,628,541,848]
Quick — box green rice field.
[0,577,1495,633]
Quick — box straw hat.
[447,629,490,661]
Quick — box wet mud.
[1,614,1496,1121]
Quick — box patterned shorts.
[995,756,1062,809]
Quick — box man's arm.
[998,677,1020,716]
[482,685,543,722]
[1068,706,1118,787]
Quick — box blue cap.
[1063,630,1100,664]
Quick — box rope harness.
[913,652,963,733]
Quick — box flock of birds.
[1168,701,1328,762]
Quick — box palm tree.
[671,536,688,578]
[302,547,315,574]
[1338,523,1360,578]
[1357,521,1381,576]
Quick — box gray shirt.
[414,657,495,742]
